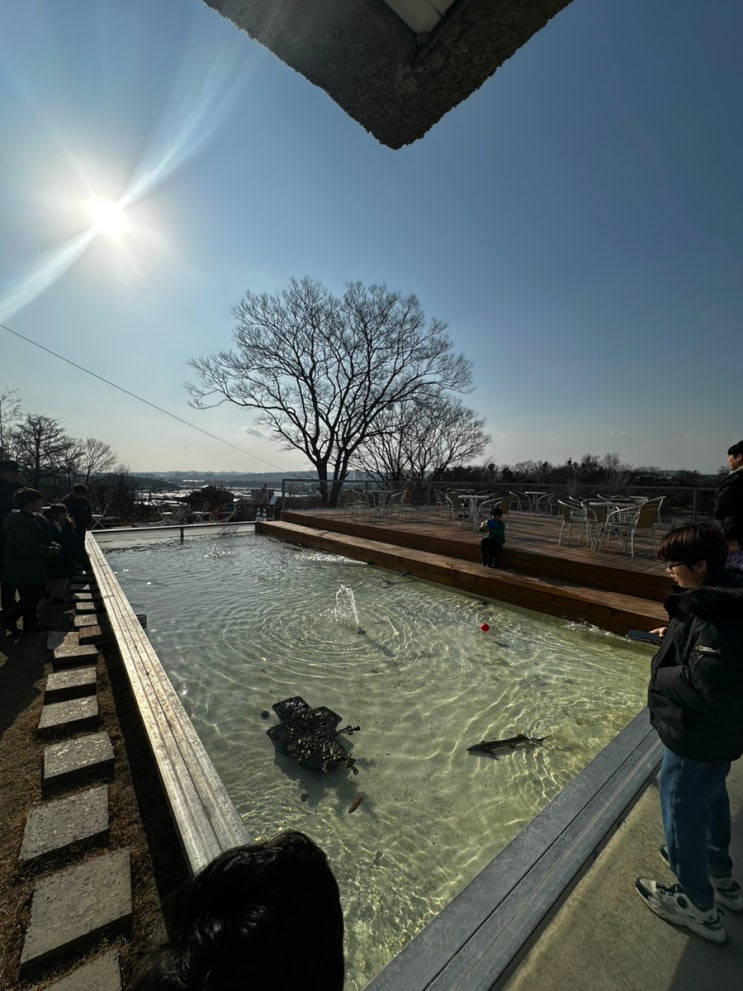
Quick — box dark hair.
[657,522,729,576]
[728,441,743,458]
[0,459,19,472]
[11,487,42,510]
[490,508,503,517]
[72,483,88,494]
[131,831,344,991]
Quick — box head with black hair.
[657,522,729,588]
[12,487,43,512]
[131,831,344,991]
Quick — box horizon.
[2,0,742,476]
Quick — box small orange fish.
[348,795,363,814]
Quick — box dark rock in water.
[300,792,309,802]
[267,696,359,774]
[357,628,366,635]
[260,709,271,719]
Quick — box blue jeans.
[658,746,733,910]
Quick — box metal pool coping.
[89,529,661,989]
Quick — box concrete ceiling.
[203,0,573,148]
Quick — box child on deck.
[480,507,505,567]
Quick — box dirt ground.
[0,602,186,990]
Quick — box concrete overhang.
[203,0,573,148]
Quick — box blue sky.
[1,0,741,475]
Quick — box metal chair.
[601,503,661,558]
[556,499,582,547]
[210,502,237,523]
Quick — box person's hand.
[650,626,667,638]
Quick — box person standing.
[2,488,59,636]
[0,459,21,614]
[635,523,743,943]
[713,440,743,565]
[63,483,93,562]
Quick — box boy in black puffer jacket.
[636,523,743,944]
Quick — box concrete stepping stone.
[74,614,103,628]
[19,848,131,979]
[45,951,121,991]
[38,697,99,737]
[20,786,109,863]
[75,601,98,614]
[78,626,111,646]
[43,733,114,796]
[45,667,97,704]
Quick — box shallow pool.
[103,530,649,989]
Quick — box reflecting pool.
[102,530,650,989]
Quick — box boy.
[636,523,743,943]
[480,507,505,567]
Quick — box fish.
[348,795,363,814]
[467,734,546,758]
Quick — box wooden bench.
[87,536,251,875]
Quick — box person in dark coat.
[635,523,743,944]
[713,440,743,565]
[44,503,76,603]
[63,483,93,562]
[0,458,21,613]
[2,488,59,636]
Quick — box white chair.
[601,503,661,558]
[388,489,412,518]
[90,504,109,530]
[556,499,582,547]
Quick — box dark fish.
[348,795,363,814]
[467,734,546,758]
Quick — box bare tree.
[79,437,118,485]
[0,387,22,460]
[58,436,86,491]
[12,413,69,490]
[188,277,473,506]
[355,393,489,493]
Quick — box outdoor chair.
[342,489,367,516]
[508,491,527,513]
[388,489,412,517]
[600,503,661,558]
[494,495,512,515]
[210,502,237,523]
[90,504,109,530]
[581,500,609,550]
[556,499,583,547]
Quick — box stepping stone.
[73,593,101,605]
[74,614,102,628]
[19,848,132,979]
[47,630,74,650]
[20,786,109,862]
[78,626,111,646]
[45,952,121,991]
[45,668,97,704]
[38,697,99,737]
[53,647,99,670]
[43,733,114,796]
[75,601,98,614]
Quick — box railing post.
[180,526,184,544]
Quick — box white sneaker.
[635,878,726,943]
[659,844,743,912]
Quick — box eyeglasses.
[665,562,686,572]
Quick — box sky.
[1,0,741,476]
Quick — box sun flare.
[87,197,128,240]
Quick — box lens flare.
[87,198,127,239]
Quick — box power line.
[0,321,284,470]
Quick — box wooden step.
[263,521,665,635]
[282,510,669,601]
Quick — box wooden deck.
[275,507,671,635]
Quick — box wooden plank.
[263,522,665,634]
[86,535,251,875]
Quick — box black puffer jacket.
[648,570,743,762]
[714,468,743,541]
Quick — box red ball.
[480,623,490,632]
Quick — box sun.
[87,197,128,240]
